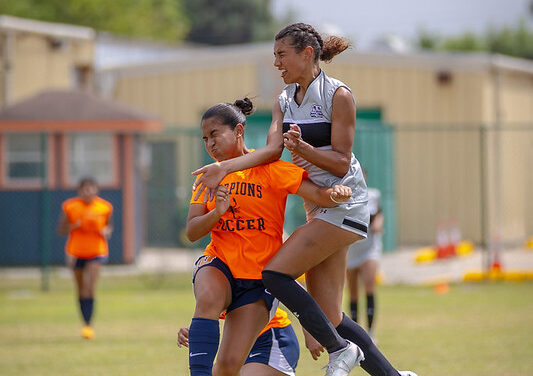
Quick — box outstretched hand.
[215,185,231,216]
[283,124,303,153]
[303,328,325,360]
[192,162,226,202]
[177,327,189,348]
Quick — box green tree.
[0,0,189,42]
[416,27,440,50]
[486,22,533,59]
[183,0,277,45]
[416,20,533,60]
[441,32,485,52]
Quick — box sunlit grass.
[1,271,531,375]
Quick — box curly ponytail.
[320,36,350,62]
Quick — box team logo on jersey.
[229,198,241,219]
[310,104,323,118]
[216,197,266,232]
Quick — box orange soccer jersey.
[259,307,292,335]
[62,197,113,259]
[219,308,292,336]
[190,160,307,279]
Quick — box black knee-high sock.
[262,270,346,353]
[336,313,400,376]
[79,298,94,325]
[366,294,375,330]
[350,300,358,322]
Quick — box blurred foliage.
[0,0,189,42]
[417,20,533,59]
[0,0,283,45]
[183,0,278,45]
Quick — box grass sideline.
[1,272,531,376]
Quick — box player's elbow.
[185,225,199,243]
[185,230,199,243]
[332,159,350,178]
[266,143,283,162]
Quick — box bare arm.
[302,327,325,360]
[102,213,114,239]
[370,210,384,233]
[296,180,352,208]
[57,211,80,236]
[192,101,285,201]
[185,186,230,242]
[283,87,356,177]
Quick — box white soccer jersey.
[278,70,368,207]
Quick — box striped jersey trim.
[342,218,368,234]
[282,121,331,148]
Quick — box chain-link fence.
[1,124,532,278]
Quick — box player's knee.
[194,293,226,318]
[261,269,292,293]
[213,354,243,376]
[80,279,96,295]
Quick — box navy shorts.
[192,255,276,313]
[245,325,300,376]
[73,256,107,269]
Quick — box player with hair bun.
[185,97,354,376]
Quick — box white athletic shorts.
[244,325,299,376]
[305,200,369,239]
[347,232,382,269]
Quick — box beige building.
[99,42,533,248]
[0,15,95,107]
[0,13,528,250]
[0,17,162,265]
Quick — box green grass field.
[1,271,532,376]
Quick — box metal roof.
[0,15,94,40]
[98,41,533,76]
[0,89,160,133]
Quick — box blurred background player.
[178,308,299,376]
[346,169,384,343]
[58,177,113,339]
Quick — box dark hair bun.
[233,97,254,116]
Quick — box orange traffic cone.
[447,219,460,258]
[435,222,449,259]
[434,281,450,294]
[490,235,503,272]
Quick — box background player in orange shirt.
[178,308,299,376]
[185,97,353,376]
[58,177,113,339]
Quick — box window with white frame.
[6,133,46,181]
[68,133,114,185]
